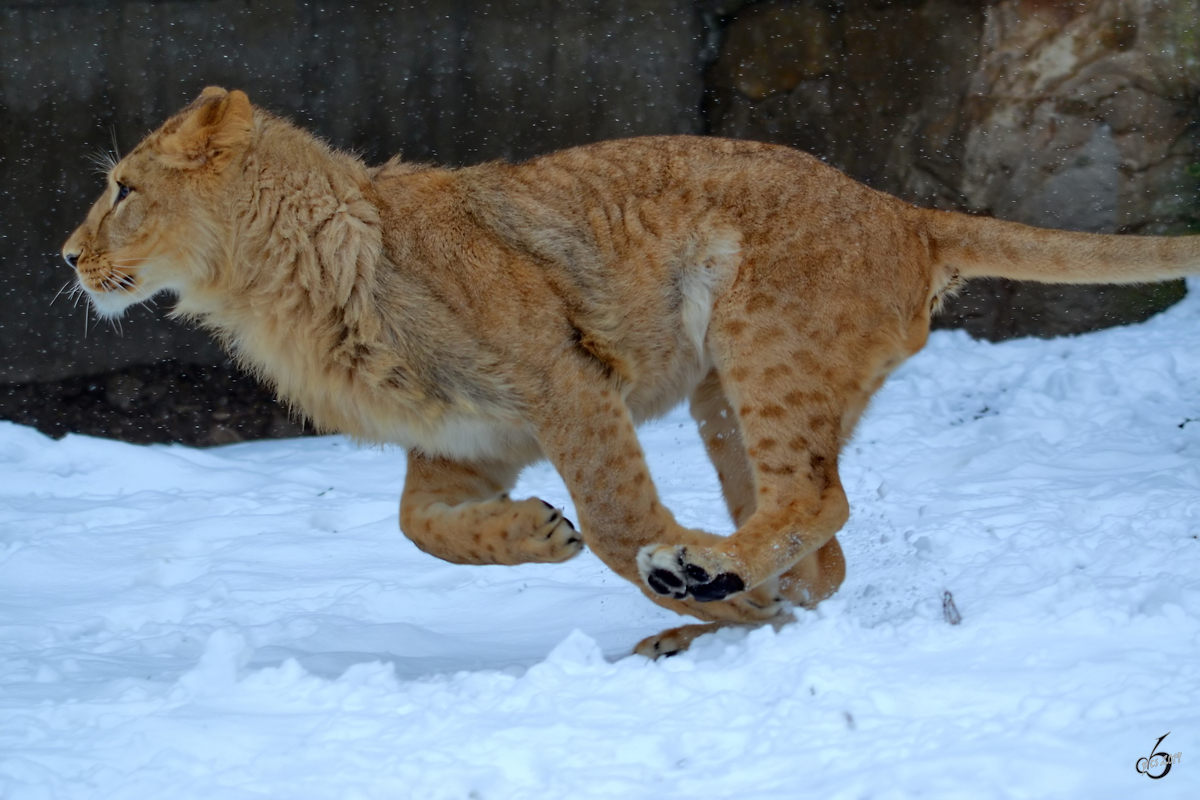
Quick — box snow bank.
[2,284,1199,798]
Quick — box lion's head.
[62,87,255,318]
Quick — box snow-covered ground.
[3,285,1199,799]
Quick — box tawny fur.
[63,88,1200,656]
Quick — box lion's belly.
[373,412,542,463]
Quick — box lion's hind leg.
[633,540,843,659]
[781,535,845,608]
[634,613,800,660]
[634,621,742,659]
[638,266,904,601]
[655,369,848,609]
[400,451,583,565]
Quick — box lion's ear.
[158,88,254,171]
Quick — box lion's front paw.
[637,544,746,602]
[510,499,583,563]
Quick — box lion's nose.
[63,251,80,269]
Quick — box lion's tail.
[921,208,1200,285]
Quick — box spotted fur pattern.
[63,89,1200,655]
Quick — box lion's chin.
[84,286,144,319]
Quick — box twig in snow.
[943,590,962,625]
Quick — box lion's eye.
[115,183,132,204]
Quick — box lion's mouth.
[76,260,143,317]
[82,270,137,295]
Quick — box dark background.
[2,0,1197,445]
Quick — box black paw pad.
[689,572,746,602]
[684,564,710,583]
[647,568,687,598]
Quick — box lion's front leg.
[399,451,583,565]
[525,363,786,626]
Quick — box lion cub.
[63,88,1200,656]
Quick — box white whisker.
[50,280,74,306]
[88,148,119,175]
[112,251,178,266]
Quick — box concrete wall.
[0,0,705,382]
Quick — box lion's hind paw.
[637,544,746,602]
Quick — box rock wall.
[951,0,1198,337]
[708,0,1199,340]
[963,0,1199,235]
[0,0,704,383]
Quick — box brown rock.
[710,3,837,101]
[708,0,986,210]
